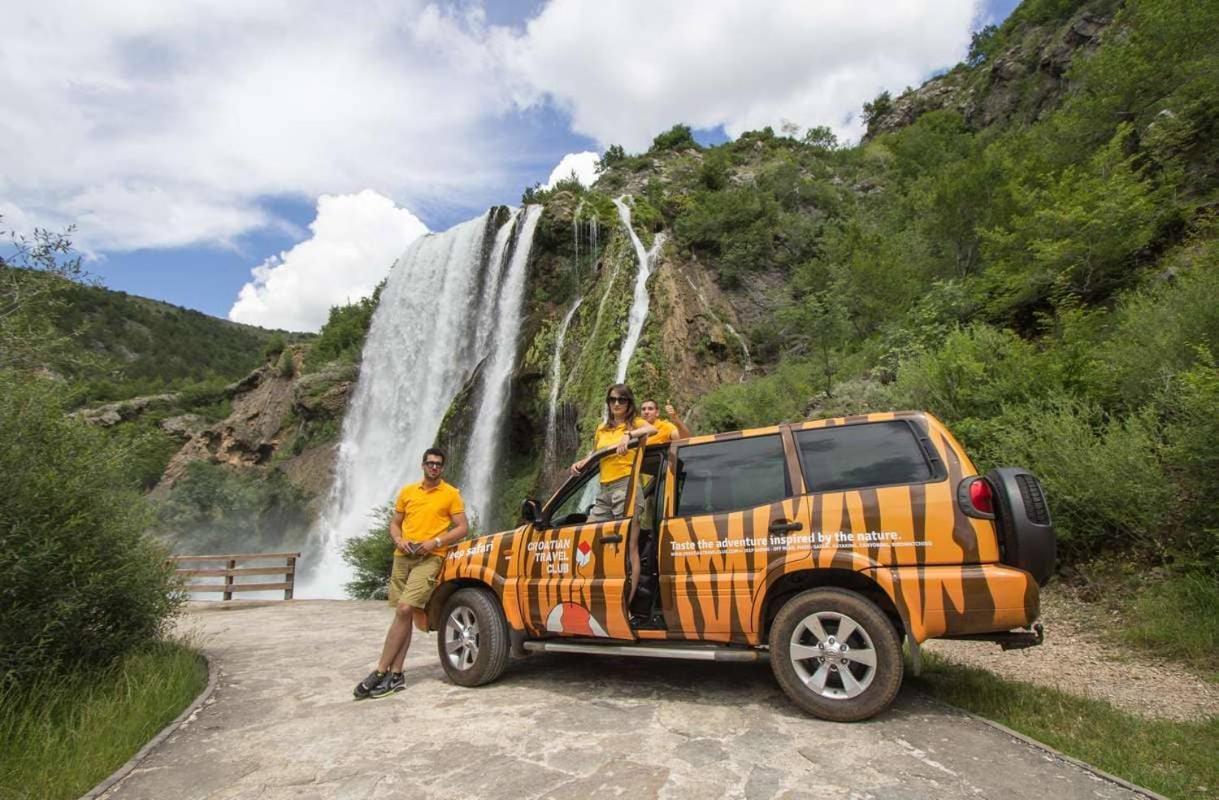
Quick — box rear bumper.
[865,563,1040,644]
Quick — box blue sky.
[3,1,1018,330]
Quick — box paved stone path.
[103,601,1152,800]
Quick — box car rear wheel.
[437,587,510,687]
[769,588,903,721]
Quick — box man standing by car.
[353,447,468,699]
[641,399,691,445]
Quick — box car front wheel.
[437,587,510,687]
[769,587,903,721]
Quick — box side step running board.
[942,622,1045,651]
[522,640,764,662]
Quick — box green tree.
[862,90,893,131]
[651,124,698,152]
[982,126,1162,316]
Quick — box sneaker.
[353,670,386,700]
[368,671,405,699]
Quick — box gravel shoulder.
[922,585,1219,721]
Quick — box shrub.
[263,333,287,359]
[302,287,382,372]
[976,398,1173,560]
[892,324,1062,442]
[651,123,698,152]
[0,373,183,689]
[342,505,395,600]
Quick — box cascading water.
[461,205,543,531]
[300,210,520,598]
[613,196,667,382]
[542,295,585,468]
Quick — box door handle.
[599,534,623,544]
[768,520,803,533]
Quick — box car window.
[546,468,602,527]
[796,421,933,493]
[673,435,791,517]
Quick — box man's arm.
[666,404,691,438]
[389,510,412,553]
[420,512,469,553]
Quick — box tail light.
[957,476,996,519]
[969,478,994,514]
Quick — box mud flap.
[906,634,923,676]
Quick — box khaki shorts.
[589,477,644,522]
[387,553,443,608]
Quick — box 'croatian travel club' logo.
[575,540,593,568]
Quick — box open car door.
[516,444,643,640]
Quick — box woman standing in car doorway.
[570,383,656,522]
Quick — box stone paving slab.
[102,600,1150,800]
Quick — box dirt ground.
[922,584,1219,721]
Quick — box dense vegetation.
[0,228,186,693]
[583,0,1219,592]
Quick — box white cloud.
[1,0,982,261]
[0,1,512,253]
[543,151,600,189]
[228,190,427,332]
[496,0,981,149]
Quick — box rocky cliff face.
[866,4,1115,139]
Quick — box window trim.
[540,441,647,529]
[668,433,794,520]
[793,418,947,496]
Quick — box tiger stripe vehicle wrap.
[430,410,1043,652]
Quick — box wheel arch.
[426,578,496,631]
[758,569,907,642]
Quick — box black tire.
[437,587,510,687]
[769,587,903,722]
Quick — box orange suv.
[426,411,1054,721]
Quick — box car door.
[516,449,640,640]
[657,431,804,644]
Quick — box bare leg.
[413,608,428,632]
[377,603,415,673]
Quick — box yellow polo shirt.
[595,417,647,484]
[393,479,464,557]
[646,419,679,446]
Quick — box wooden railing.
[171,552,300,601]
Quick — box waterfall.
[300,210,514,598]
[613,196,667,382]
[542,295,585,468]
[461,205,543,531]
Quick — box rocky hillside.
[76,0,1219,579]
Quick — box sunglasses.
[607,396,629,405]
[423,461,444,469]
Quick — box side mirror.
[520,498,540,525]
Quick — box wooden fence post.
[285,555,296,600]
[223,558,236,601]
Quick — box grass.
[911,653,1219,800]
[0,640,207,800]
[1122,572,1219,680]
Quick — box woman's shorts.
[387,553,443,608]
[589,476,643,522]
